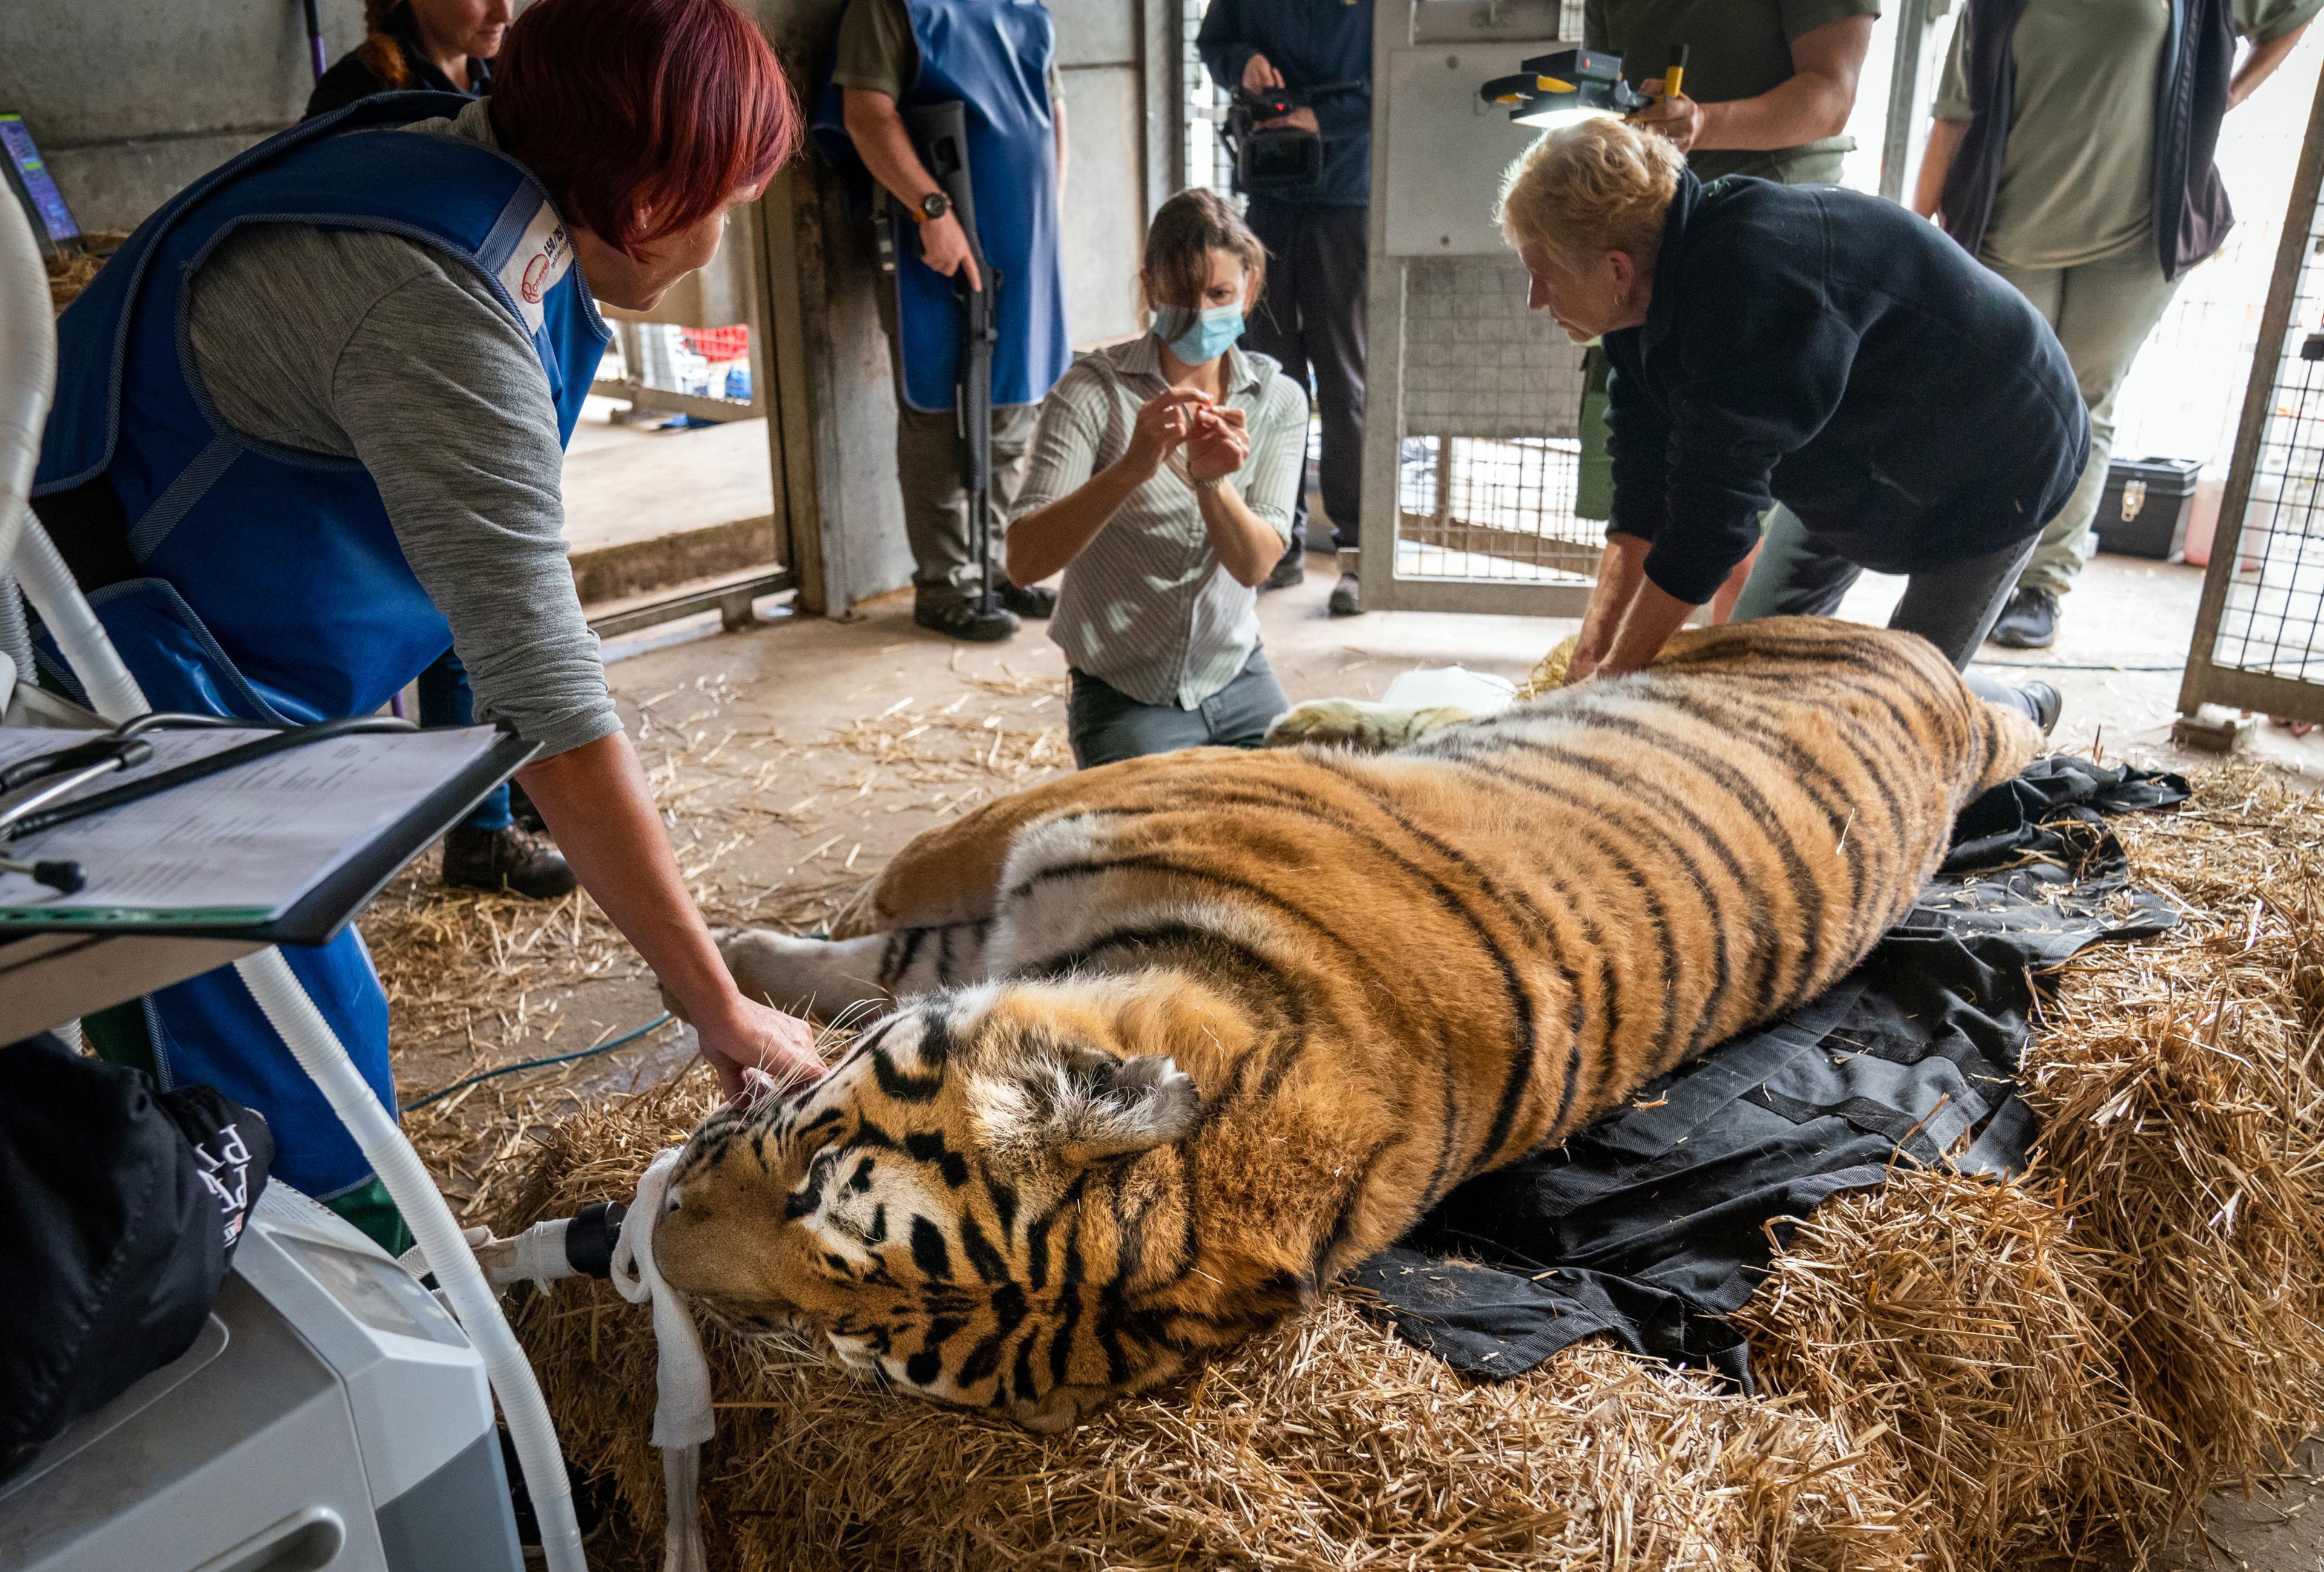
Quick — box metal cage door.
[2177,64,2324,737]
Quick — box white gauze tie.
[612,1149,713,1572]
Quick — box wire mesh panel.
[1396,258,1594,583]
[1361,0,1597,615]
[2179,66,2324,729]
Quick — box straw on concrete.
[497,1075,1918,1572]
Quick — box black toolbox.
[2093,456,2201,560]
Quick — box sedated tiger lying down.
[654,618,2038,1431]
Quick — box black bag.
[0,1032,273,1485]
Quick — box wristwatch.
[914,191,950,223]
[1190,474,1227,491]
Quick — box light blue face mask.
[1152,301,1245,365]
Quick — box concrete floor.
[563,397,775,555]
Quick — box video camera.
[1222,79,1362,193]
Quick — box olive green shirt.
[1583,0,1882,183]
[830,0,1063,107]
[1937,0,2322,270]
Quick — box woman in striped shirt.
[1007,189,1311,768]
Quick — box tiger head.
[655,980,1260,1433]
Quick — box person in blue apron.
[304,0,576,902]
[816,0,1072,643]
[27,0,818,1252]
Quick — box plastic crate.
[678,324,751,362]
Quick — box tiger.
[652,617,2040,1432]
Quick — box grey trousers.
[1066,649,1290,768]
[877,278,1037,601]
[1729,509,2045,719]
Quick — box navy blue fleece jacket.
[1602,169,2089,604]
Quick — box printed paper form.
[0,726,503,925]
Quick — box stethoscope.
[0,713,418,895]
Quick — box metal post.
[1879,0,1933,204]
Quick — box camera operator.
[1198,0,1373,615]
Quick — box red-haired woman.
[30,0,815,1247]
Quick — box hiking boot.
[443,825,575,900]
[1987,586,2059,649]
[2021,680,2063,736]
[997,581,1057,619]
[914,595,1019,643]
[1327,550,1363,617]
[1262,543,1306,591]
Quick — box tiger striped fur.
[654,618,2039,1431]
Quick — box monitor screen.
[0,114,82,248]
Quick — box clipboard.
[0,730,539,946]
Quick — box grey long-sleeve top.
[183,99,619,759]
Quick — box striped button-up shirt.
[1014,336,1310,709]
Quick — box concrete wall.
[0,0,364,234]
[1051,0,1151,345]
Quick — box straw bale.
[1736,1169,2164,1567]
[45,235,125,315]
[499,1078,1916,1572]
[2016,764,2324,1512]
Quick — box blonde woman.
[1008,189,1310,767]
[1497,116,2076,727]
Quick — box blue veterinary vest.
[31,93,608,1199]
[813,0,1070,411]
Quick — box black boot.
[2020,680,2063,736]
[1327,549,1363,617]
[914,593,1019,643]
[1987,586,2059,649]
[997,581,1057,618]
[442,825,575,899]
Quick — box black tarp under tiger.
[1351,755,2190,1387]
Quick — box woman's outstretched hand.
[694,997,824,1104]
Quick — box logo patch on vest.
[497,200,573,335]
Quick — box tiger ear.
[975,1049,1200,1170]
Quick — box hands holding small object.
[1186,404,1251,483]
[1126,388,1248,486]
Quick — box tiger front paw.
[1264,699,1474,753]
